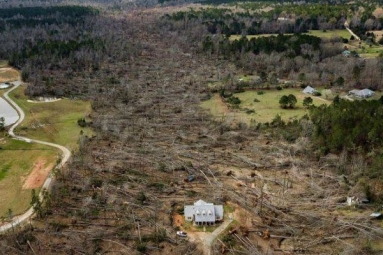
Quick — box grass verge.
[10,85,93,151]
[0,137,56,218]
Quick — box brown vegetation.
[1,3,383,255]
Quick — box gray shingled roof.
[184,200,223,223]
[303,86,316,94]
[349,89,374,98]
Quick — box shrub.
[276,86,283,90]
[257,91,265,95]
[136,191,147,204]
[253,98,260,102]
[77,118,87,127]
[227,96,241,105]
[136,242,147,253]
[245,109,255,114]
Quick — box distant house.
[370,212,383,219]
[349,88,375,98]
[342,50,351,57]
[184,199,223,225]
[303,85,317,95]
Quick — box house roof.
[349,88,374,97]
[303,85,316,94]
[360,88,374,96]
[184,200,223,222]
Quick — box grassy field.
[230,30,350,41]
[306,29,351,39]
[0,64,93,218]
[0,60,8,68]
[0,137,57,218]
[201,88,330,124]
[10,86,93,151]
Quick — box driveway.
[188,214,234,255]
[0,81,71,233]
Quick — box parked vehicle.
[176,231,187,237]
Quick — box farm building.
[184,199,223,225]
[303,85,317,95]
[348,88,374,98]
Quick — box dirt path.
[344,21,360,41]
[188,214,234,255]
[0,80,71,233]
[203,216,233,255]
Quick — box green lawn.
[0,83,93,219]
[202,88,330,124]
[230,29,350,41]
[0,60,8,68]
[306,29,351,39]
[10,86,93,151]
[0,137,56,218]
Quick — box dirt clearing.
[23,158,54,189]
[0,68,19,82]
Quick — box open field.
[306,29,351,39]
[10,86,93,151]
[202,88,330,124]
[0,138,56,218]
[0,66,91,219]
[0,60,8,68]
[0,68,19,83]
[230,29,350,41]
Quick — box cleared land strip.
[0,81,71,233]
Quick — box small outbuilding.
[303,85,317,95]
[184,199,223,225]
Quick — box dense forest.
[0,6,137,97]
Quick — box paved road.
[0,81,71,233]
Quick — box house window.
[188,217,192,220]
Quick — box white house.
[349,88,374,98]
[303,85,317,95]
[184,199,223,225]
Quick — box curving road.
[0,81,71,233]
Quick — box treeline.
[165,1,383,36]
[203,34,322,60]
[9,38,105,70]
[0,6,97,19]
[0,6,98,30]
[199,0,358,5]
[310,98,383,154]
[0,5,138,97]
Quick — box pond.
[0,97,18,126]
[0,83,10,89]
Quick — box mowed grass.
[202,89,330,124]
[10,86,93,151]
[0,138,56,218]
[305,29,351,39]
[0,60,8,68]
[0,78,92,218]
[230,30,350,41]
